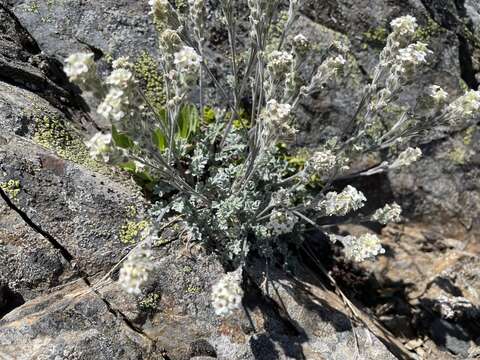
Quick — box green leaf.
[118,161,137,172]
[178,104,199,139]
[203,107,216,124]
[152,128,167,151]
[112,125,134,149]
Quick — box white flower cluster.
[429,85,448,103]
[390,147,422,169]
[97,88,129,122]
[64,52,95,83]
[118,249,152,295]
[263,100,294,137]
[268,210,298,236]
[174,46,202,81]
[270,188,294,207]
[303,150,336,177]
[371,203,402,224]
[292,34,310,55]
[301,55,346,95]
[97,62,135,123]
[106,68,134,89]
[85,132,119,163]
[267,51,294,77]
[326,55,347,69]
[319,185,366,216]
[396,42,431,67]
[343,233,385,262]
[390,15,418,36]
[112,56,132,70]
[447,89,480,118]
[211,269,243,316]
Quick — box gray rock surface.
[9,0,158,60]
[0,237,400,360]
[0,135,145,301]
[0,280,153,360]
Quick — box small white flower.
[211,269,243,316]
[262,100,295,138]
[319,185,366,216]
[112,56,132,69]
[429,85,448,103]
[343,233,385,262]
[448,90,480,117]
[267,51,294,76]
[64,52,94,82]
[303,55,347,94]
[264,100,292,124]
[119,262,149,295]
[292,34,309,54]
[372,203,402,224]
[174,46,202,75]
[97,88,127,122]
[268,210,298,236]
[390,15,418,36]
[396,42,431,66]
[271,188,294,207]
[118,249,152,295]
[106,68,133,89]
[304,150,336,177]
[322,55,347,74]
[390,147,422,169]
[85,132,113,161]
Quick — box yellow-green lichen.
[186,286,201,294]
[33,114,104,171]
[363,27,389,46]
[448,146,468,165]
[24,1,40,13]
[182,265,193,273]
[139,293,160,310]
[0,180,21,199]
[414,18,443,42]
[120,219,149,244]
[133,52,165,113]
[462,126,475,146]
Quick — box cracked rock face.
[0,280,152,360]
[0,136,145,301]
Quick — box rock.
[9,0,159,60]
[353,223,480,358]
[0,280,152,360]
[244,258,400,360]
[430,318,471,357]
[0,135,145,302]
[0,236,400,360]
[0,3,86,114]
[389,126,480,231]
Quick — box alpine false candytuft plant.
[65,1,479,316]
